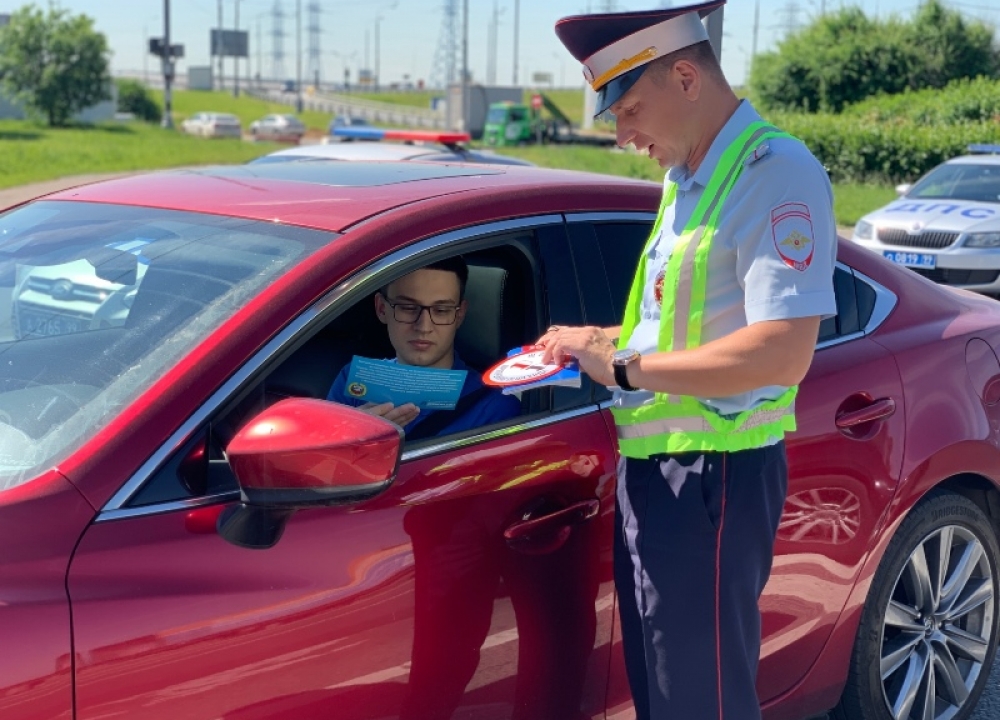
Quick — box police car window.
[909,164,1000,203]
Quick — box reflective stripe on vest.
[612,121,799,458]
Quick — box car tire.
[832,491,999,720]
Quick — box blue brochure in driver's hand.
[343,356,466,410]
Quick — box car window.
[817,267,859,343]
[130,223,585,507]
[0,201,332,491]
[908,163,1000,203]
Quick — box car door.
[570,216,905,709]
[66,218,619,720]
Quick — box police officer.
[539,2,837,719]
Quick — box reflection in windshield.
[0,201,333,490]
[908,163,1000,203]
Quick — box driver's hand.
[360,401,420,428]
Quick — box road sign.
[531,94,542,110]
[210,29,249,58]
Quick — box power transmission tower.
[431,0,460,89]
[776,1,803,37]
[307,1,321,90]
[270,0,286,82]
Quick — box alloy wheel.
[879,525,995,720]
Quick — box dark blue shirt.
[327,355,521,438]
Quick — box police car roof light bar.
[332,127,472,151]
[967,144,1000,155]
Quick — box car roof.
[945,154,1000,166]
[263,143,437,162]
[42,160,657,234]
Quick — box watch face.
[613,349,639,364]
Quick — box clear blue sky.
[16,1,999,89]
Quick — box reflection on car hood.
[862,198,1000,234]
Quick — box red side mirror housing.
[226,398,403,507]
[219,399,403,549]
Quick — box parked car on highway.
[180,112,243,139]
[0,161,998,720]
[852,144,1000,295]
[252,128,535,166]
[249,113,306,143]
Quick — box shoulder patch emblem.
[771,202,815,272]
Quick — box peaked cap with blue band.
[555,0,725,117]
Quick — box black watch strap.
[614,361,638,392]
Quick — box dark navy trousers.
[614,443,788,720]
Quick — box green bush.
[116,79,161,123]
[765,110,1000,185]
[751,1,999,114]
[842,77,1000,125]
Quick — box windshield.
[0,201,332,490]
[907,163,1000,203]
[486,108,508,124]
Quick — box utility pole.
[512,0,519,86]
[375,16,381,92]
[296,0,303,112]
[233,0,241,97]
[162,0,173,128]
[462,0,468,132]
[217,0,224,89]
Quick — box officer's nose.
[616,121,635,150]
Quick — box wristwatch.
[612,348,641,391]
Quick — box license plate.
[883,251,937,269]
[17,309,87,337]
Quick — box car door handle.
[503,499,600,554]
[835,397,896,429]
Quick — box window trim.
[99,214,601,521]
[816,262,897,351]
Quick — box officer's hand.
[359,401,420,428]
[541,326,617,387]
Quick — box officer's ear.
[672,59,701,99]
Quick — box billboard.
[210,29,249,58]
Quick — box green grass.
[1,113,891,225]
[167,90,333,132]
[0,119,281,189]
[489,144,886,226]
[830,183,898,227]
[352,87,589,126]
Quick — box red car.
[0,160,997,720]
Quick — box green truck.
[483,93,616,147]
[483,93,584,147]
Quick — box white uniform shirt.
[617,100,837,416]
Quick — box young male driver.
[327,256,520,440]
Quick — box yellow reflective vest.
[611,121,798,458]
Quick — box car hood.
[862,198,1000,234]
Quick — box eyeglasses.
[384,299,460,325]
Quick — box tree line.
[750,0,998,114]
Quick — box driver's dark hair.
[379,255,469,301]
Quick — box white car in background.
[852,145,1000,294]
[180,112,243,139]
[249,114,306,143]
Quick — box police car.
[852,145,1000,294]
[251,127,535,167]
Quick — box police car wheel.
[832,492,999,720]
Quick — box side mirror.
[218,398,403,548]
[895,183,912,196]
